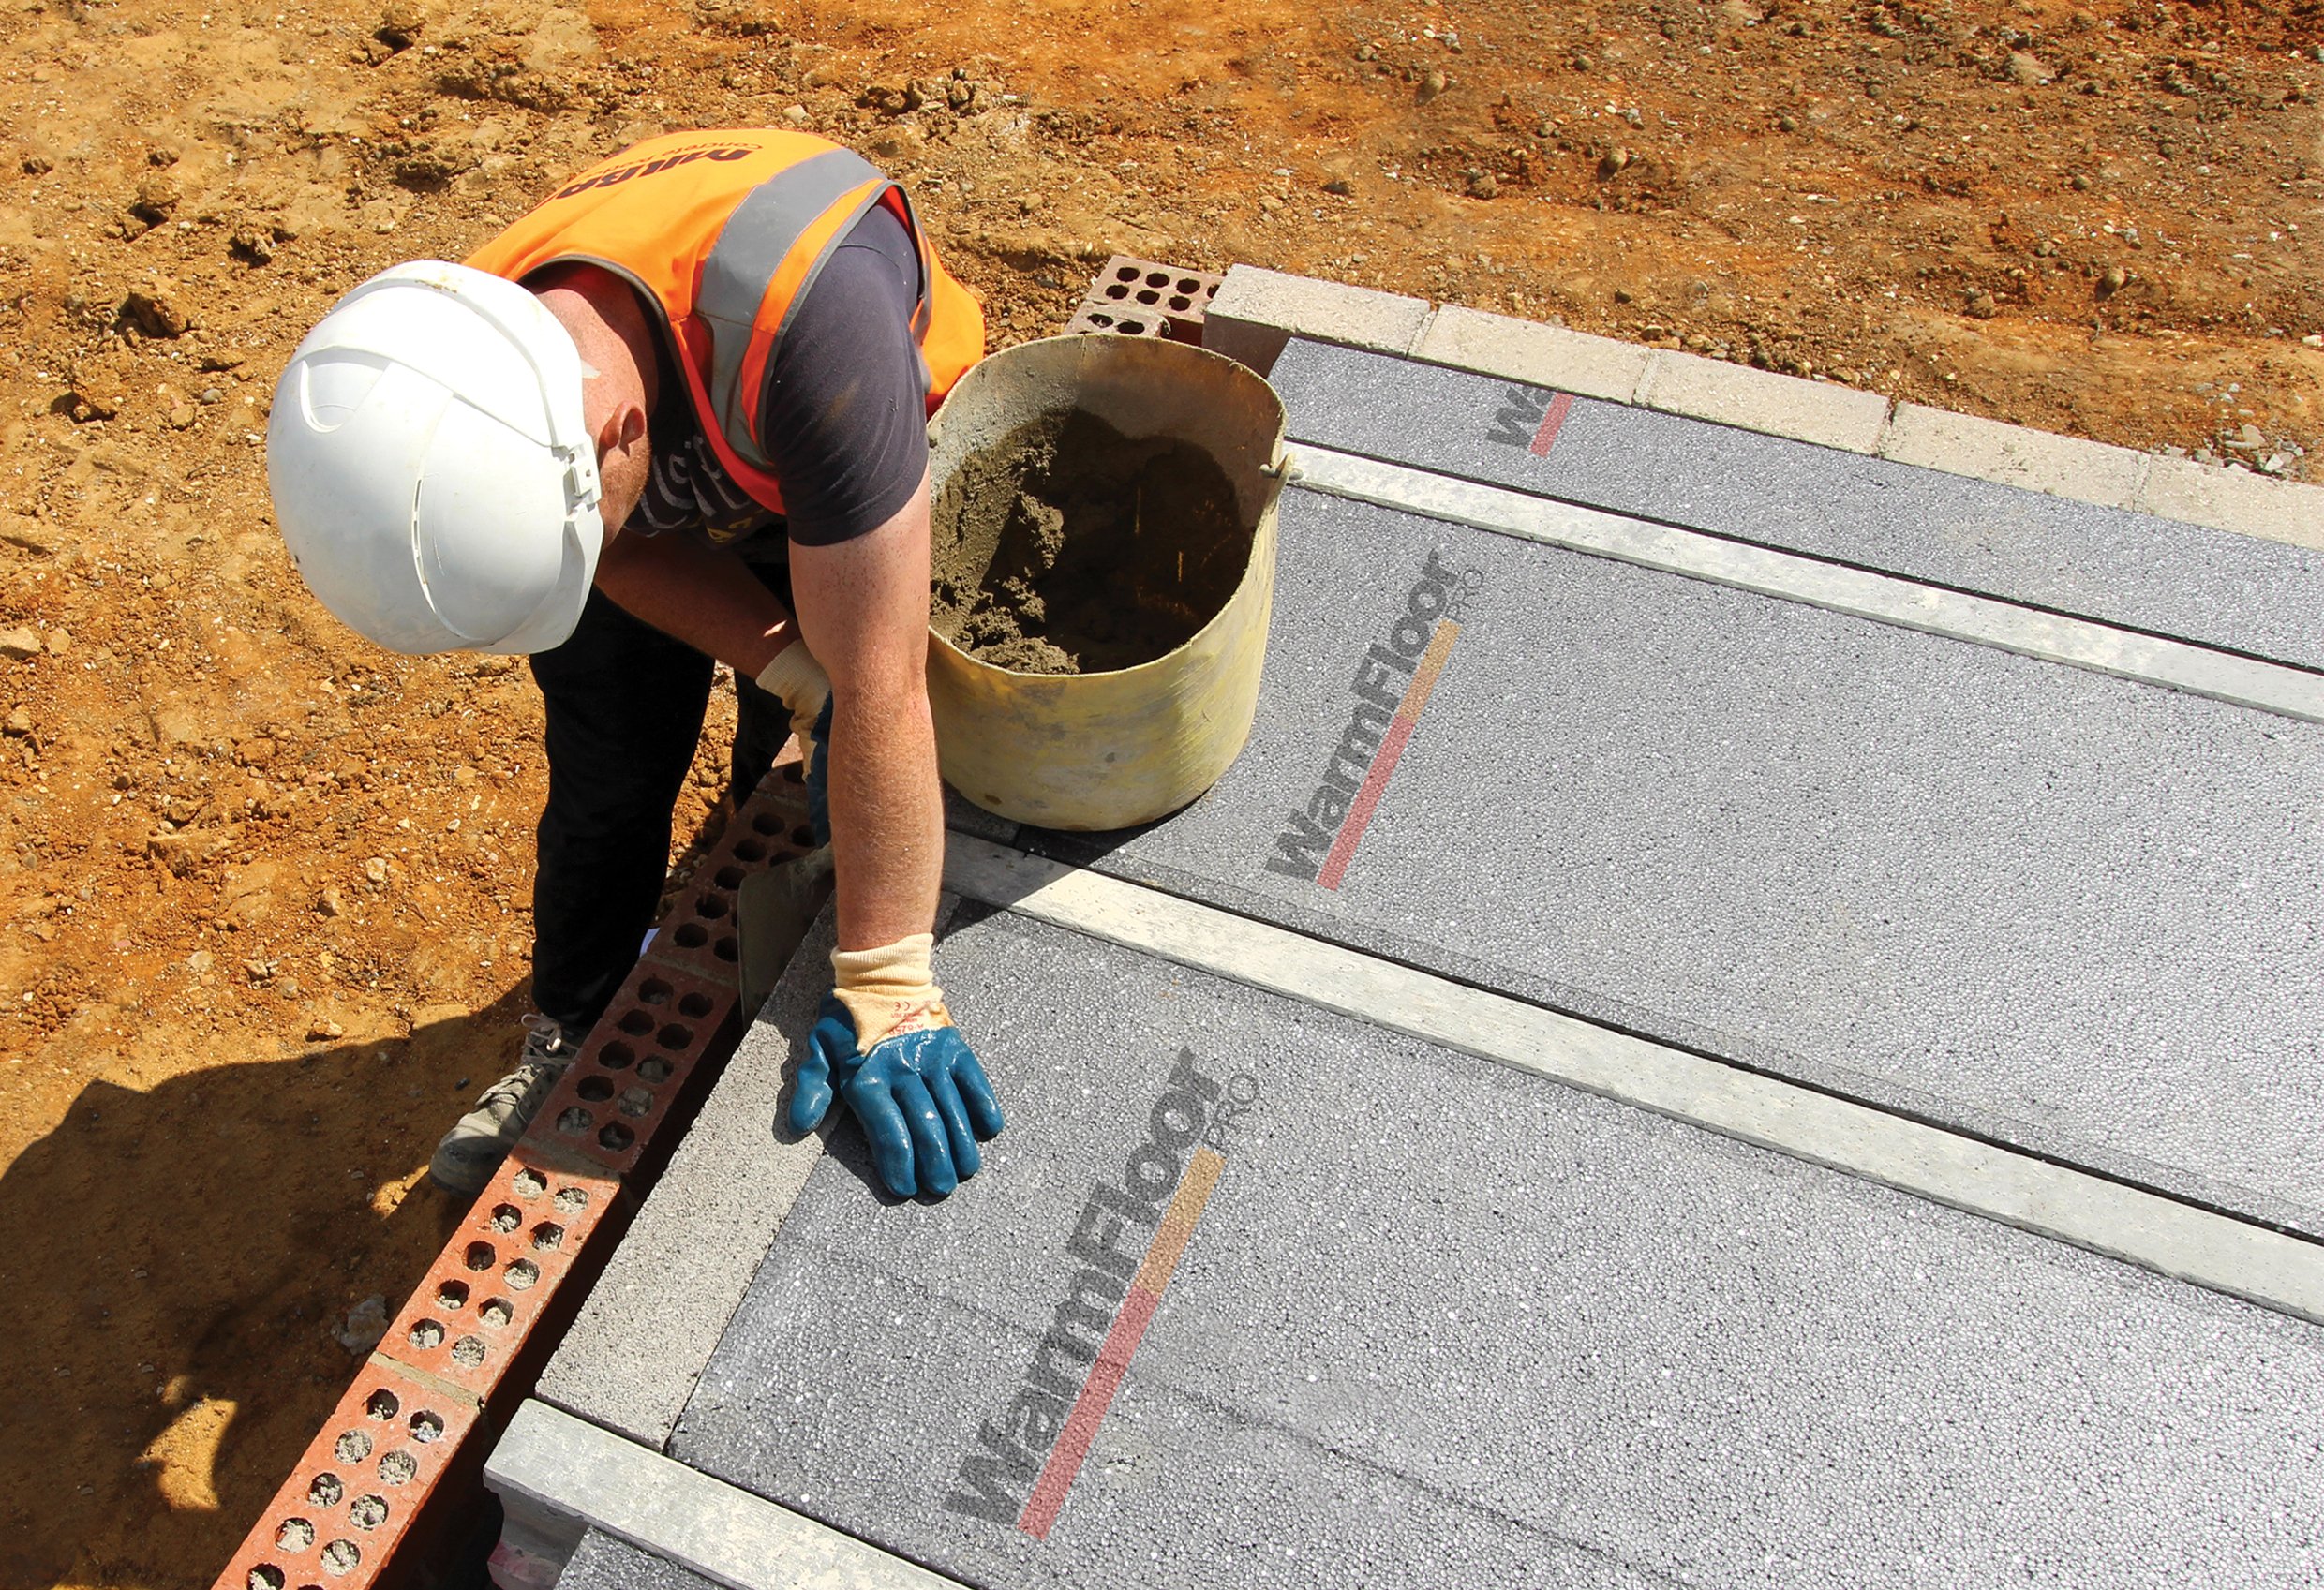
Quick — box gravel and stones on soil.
[1,0,2319,1582]
[931,409,1250,675]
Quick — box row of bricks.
[215,767,823,1590]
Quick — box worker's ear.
[594,401,648,467]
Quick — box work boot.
[428,1015,581,1196]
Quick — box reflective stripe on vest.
[700,147,897,468]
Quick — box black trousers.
[527,557,793,1032]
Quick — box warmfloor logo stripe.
[1317,619,1459,891]
[1482,383,1570,459]
[1529,391,1572,457]
[943,1054,1256,1537]
[1018,1146,1226,1539]
[1264,552,1482,888]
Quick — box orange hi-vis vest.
[466,128,984,515]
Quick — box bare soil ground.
[0,0,2316,1582]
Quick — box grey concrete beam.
[487,1400,962,1590]
[535,914,841,1449]
[1289,445,2324,725]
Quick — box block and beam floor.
[484,278,2324,1590]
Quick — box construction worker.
[266,130,1006,1202]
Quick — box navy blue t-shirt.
[629,202,931,550]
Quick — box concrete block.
[1879,402,2150,507]
[1200,265,1432,376]
[1408,305,1651,403]
[2138,454,2324,551]
[1634,346,1891,452]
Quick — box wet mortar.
[931,409,1250,676]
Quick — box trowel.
[736,844,835,1018]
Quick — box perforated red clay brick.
[374,1152,621,1401]
[520,959,739,1179]
[214,1359,479,1590]
[645,772,817,984]
[1065,255,1222,344]
[711,773,817,866]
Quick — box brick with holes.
[521,960,741,1179]
[211,1360,479,1590]
[645,772,817,986]
[1065,254,1223,344]
[699,775,818,881]
[375,1152,622,1400]
[210,767,797,1590]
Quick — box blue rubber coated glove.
[791,995,1006,1196]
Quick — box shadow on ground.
[0,990,530,1589]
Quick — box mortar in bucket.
[925,334,1289,831]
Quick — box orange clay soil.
[0,0,2317,1583]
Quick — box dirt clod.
[2006,52,2051,87]
[120,288,190,339]
[931,410,1249,676]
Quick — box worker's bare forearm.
[823,680,945,948]
[789,473,945,952]
[592,528,796,676]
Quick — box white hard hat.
[266,260,604,655]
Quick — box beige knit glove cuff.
[752,640,830,749]
[830,931,952,1049]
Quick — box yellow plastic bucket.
[925,334,1289,831]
